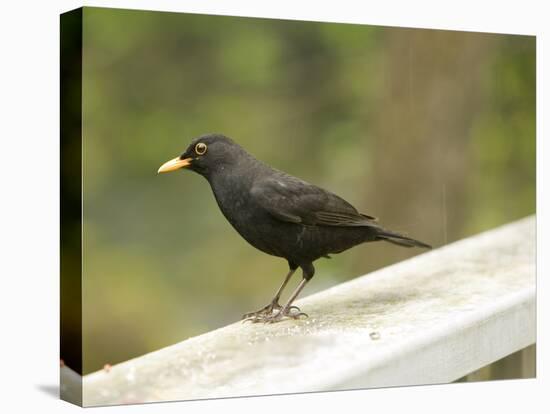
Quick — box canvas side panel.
[60,7,83,406]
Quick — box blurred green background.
[81,7,535,374]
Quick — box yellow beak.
[157,157,193,173]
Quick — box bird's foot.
[242,302,280,320]
[242,302,304,323]
[244,306,308,324]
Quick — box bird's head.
[157,133,248,178]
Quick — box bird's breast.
[208,176,287,256]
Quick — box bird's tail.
[375,228,432,249]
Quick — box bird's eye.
[195,142,207,155]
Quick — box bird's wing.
[250,175,379,227]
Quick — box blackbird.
[158,133,431,323]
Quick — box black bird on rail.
[158,134,431,323]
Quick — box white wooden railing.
[61,215,536,407]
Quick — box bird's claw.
[242,302,303,321]
[243,306,308,324]
[242,302,280,321]
[265,310,308,324]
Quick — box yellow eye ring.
[195,142,207,155]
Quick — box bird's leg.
[273,278,309,321]
[242,268,297,320]
[256,278,310,324]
